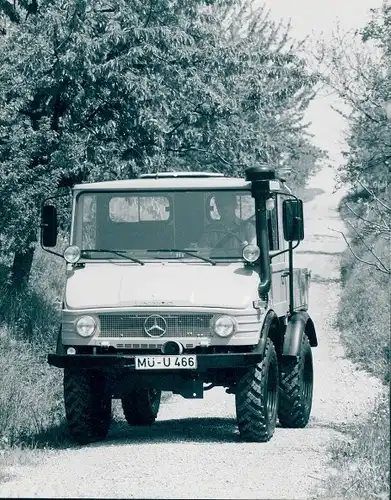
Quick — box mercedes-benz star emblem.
[144,315,167,338]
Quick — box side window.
[109,196,170,222]
[267,195,279,251]
[81,194,97,249]
[209,193,255,221]
[237,194,255,221]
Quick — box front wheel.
[278,333,313,428]
[64,369,112,444]
[235,339,279,442]
[121,388,161,426]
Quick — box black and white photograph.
[0,0,389,498]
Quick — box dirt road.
[0,166,383,499]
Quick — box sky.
[257,0,385,166]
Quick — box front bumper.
[47,352,262,371]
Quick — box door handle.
[281,271,290,278]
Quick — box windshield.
[73,189,256,261]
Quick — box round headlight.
[64,245,81,264]
[75,315,96,337]
[243,244,260,263]
[212,315,237,337]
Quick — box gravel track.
[0,166,383,499]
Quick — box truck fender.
[253,310,279,355]
[282,311,317,357]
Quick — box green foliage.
[315,2,391,194]
[0,0,322,261]
[337,241,390,383]
[319,392,390,500]
[0,329,64,446]
[0,241,64,338]
[323,193,391,500]
[315,3,391,279]
[319,6,391,488]
[338,191,390,383]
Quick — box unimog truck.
[42,166,317,444]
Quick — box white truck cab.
[42,166,317,444]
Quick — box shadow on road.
[296,250,343,256]
[310,274,341,285]
[16,415,350,456]
[25,416,241,451]
[105,417,240,445]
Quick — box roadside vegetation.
[0,0,324,478]
[313,3,390,498]
[318,196,390,500]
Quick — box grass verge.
[317,193,390,499]
[318,391,390,500]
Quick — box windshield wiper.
[147,248,216,266]
[81,249,144,265]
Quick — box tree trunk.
[10,231,37,293]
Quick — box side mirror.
[282,199,304,242]
[41,205,58,247]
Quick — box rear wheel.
[121,388,161,426]
[278,334,313,428]
[235,339,279,442]
[64,369,112,444]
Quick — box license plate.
[135,355,197,370]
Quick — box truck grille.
[98,313,214,338]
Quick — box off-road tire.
[121,388,161,426]
[278,333,313,428]
[235,339,279,442]
[64,369,112,444]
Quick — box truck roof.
[73,173,283,192]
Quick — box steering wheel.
[202,228,244,249]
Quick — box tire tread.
[235,339,278,442]
[278,334,313,428]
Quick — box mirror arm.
[269,239,300,260]
[272,190,300,202]
[40,246,64,258]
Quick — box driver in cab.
[199,192,256,249]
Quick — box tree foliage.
[0,0,322,285]
[315,2,391,193]
[314,2,391,274]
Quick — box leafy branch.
[166,146,245,169]
[334,178,391,274]
[331,225,390,274]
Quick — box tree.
[0,0,323,292]
[313,1,391,274]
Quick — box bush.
[0,245,66,450]
[320,392,390,500]
[319,192,391,499]
[0,244,64,345]
[0,328,64,446]
[336,240,390,384]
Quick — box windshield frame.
[71,187,256,263]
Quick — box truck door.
[268,194,289,317]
